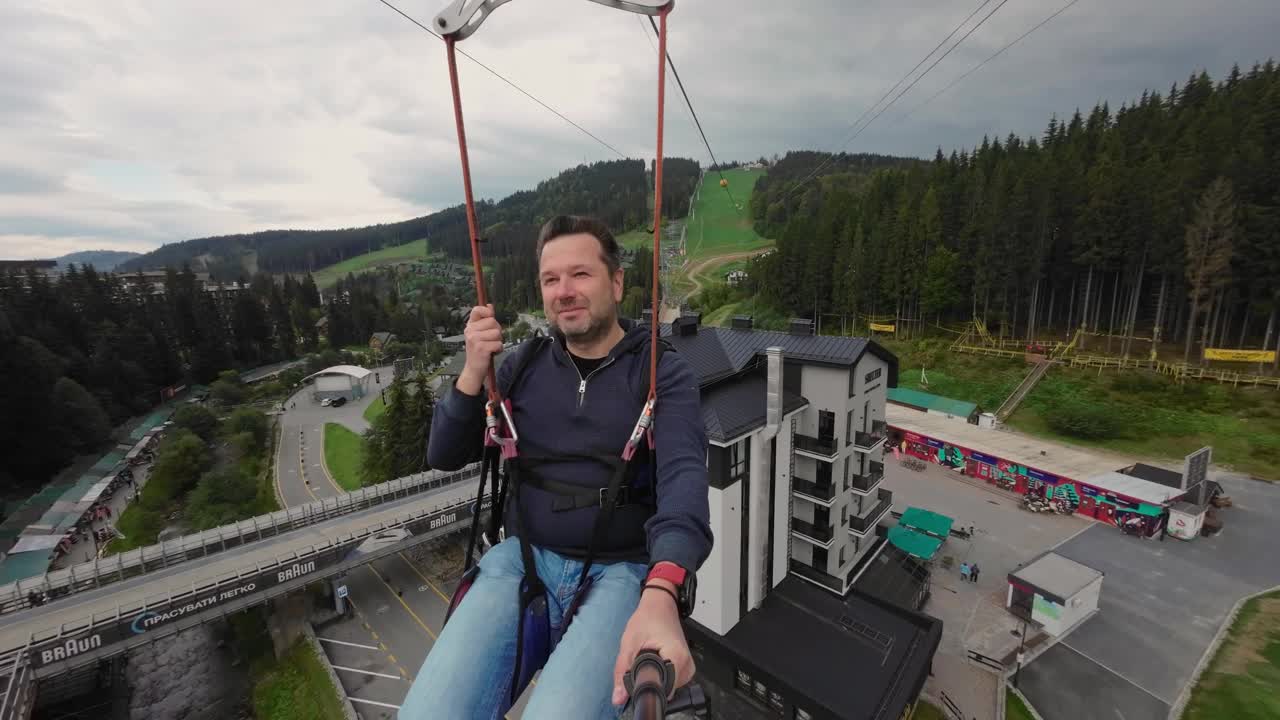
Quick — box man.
[400,215,712,719]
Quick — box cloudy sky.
[2,0,1277,260]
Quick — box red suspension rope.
[648,7,669,403]
[444,34,499,406]
[443,6,671,416]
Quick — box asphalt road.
[1021,472,1280,720]
[278,363,517,717]
[275,365,395,507]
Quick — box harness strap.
[520,470,652,512]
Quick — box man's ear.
[613,267,624,303]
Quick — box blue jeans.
[399,537,646,720]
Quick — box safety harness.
[433,1,674,712]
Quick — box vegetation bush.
[173,403,219,440]
[1046,399,1125,440]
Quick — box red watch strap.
[646,561,686,585]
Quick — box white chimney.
[747,347,783,610]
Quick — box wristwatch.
[645,561,696,617]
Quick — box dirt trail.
[681,248,772,300]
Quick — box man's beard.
[555,302,616,344]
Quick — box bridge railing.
[0,464,482,616]
[2,491,485,684]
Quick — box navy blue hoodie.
[427,317,713,573]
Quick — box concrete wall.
[693,481,742,636]
[1058,576,1103,634]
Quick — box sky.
[1,0,1277,260]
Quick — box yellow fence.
[949,346,1280,389]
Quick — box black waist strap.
[519,470,652,512]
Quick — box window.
[735,668,753,693]
[729,439,750,484]
[841,504,848,527]
[796,708,813,720]
[839,544,846,565]
[819,410,835,441]
[843,461,850,491]
[846,409,854,445]
[769,691,785,713]
[864,367,882,384]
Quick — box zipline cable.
[784,0,1009,198]
[377,0,628,160]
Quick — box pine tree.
[1183,177,1237,363]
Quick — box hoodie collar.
[548,315,651,366]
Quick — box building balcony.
[790,517,835,548]
[848,488,892,536]
[794,433,838,460]
[852,429,887,453]
[789,558,844,595]
[792,477,837,506]
[850,462,885,494]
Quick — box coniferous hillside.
[120,158,702,280]
[749,151,922,237]
[749,62,1280,363]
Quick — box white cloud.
[1,0,1277,259]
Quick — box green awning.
[888,526,943,560]
[899,506,955,538]
[0,550,55,585]
[1135,503,1164,517]
[887,387,978,417]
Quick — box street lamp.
[1013,618,1028,688]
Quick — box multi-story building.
[654,312,940,720]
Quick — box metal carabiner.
[621,396,656,461]
[485,398,520,459]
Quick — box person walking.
[960,562,971,582]
[970,563,980,583]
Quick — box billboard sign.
[1204,349,1276,362]
[1182,446,1212,493]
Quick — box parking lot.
[1020,471,1280,720]
[883,458,1090,720]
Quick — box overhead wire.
[897,0,1084,123]
[640,15,742,208]
[375,0,627,159]
[784,0,1012,198]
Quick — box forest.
[0,266,324,493]
[745,61,1280,363]
[119,158,701,280]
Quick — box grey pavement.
[1021,472,1280,720]
[275,365,395,507]
[884,458,1090,720]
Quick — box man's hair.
[536,215,621,275]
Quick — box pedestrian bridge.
[0,466,486,719]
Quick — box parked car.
[330,396,347,407]
[321,397,332,407]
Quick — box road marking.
[317,637,378,651]
[298,442,319,502]
[271,420,287,508]
[398,552,452,605]
[1059,642,1170,705]
[348,697,401,710]
[332,665,403,680]
[366,566,438,640]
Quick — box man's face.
[539,232,623,344]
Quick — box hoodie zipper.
[572,356,617,408]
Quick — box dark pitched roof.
[659,323,898,388]
[702,575,941,720]
[701,370,809,442]
[1121,463,1183,490]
